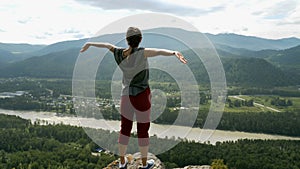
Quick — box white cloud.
[0,0,299,44]
[0,0,122,44]
[17,17,33,24]
[254,0,298,20]
[183,0,300,39]
[276,4,300,25]
[74,0,225,16]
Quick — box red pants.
[118,87,151,146]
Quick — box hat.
[126,27,142,38]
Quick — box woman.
[81,27,187,169]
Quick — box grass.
[237,95,300,112]
[224,103,270,113]
[198,98,270,113]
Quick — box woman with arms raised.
[81,27,187,169]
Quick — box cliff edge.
[104,153,211,169]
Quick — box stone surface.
[104,152,165,169]
[174,165,211,169]
[104,152,211,169]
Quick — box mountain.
[1,27,300,63]
[182,49,296,87]
[216,44,300,78]
[142,27,300,51]
[267,45,300,78]
[0,27,299,86]
[0,42,45,53]
[0,48,80,78]
[214,43,276,58]
[0,46,296,87]
[206,33,300,51]
[267,45,300,66]
[0,43,46,63]
[30,39,88,56]
[222,57,295,86]
[0,48,15,63]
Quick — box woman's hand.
[174,51,187,64]
[80,43,90,53]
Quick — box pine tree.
[211,159,228,169]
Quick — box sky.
[0,0,299,44]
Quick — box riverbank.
[1,109,300,145]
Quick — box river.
[1,109,299,145]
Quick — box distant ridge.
[0,42,45,53]
[0,46,297,87]
[205,32,300,51]
[1,27,300,61]
[0,27,299,86]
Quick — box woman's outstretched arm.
[144,48,187,64]
[80,42,117,53]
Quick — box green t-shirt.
[114,47,149,96]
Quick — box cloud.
[61,28,81,34]
[275,3,300,26]
[277,20,300,25]
[44,32,53,36]
[73,33,85,38]
[32,32,53,40]
[17,17,32,24]
[242,27,248,31]
[74,0,224,16]
[34,35,47,40]
[252,0,298,20]
[60,28,85,39]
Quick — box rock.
[104,152,211,169]
[174,165,211,169]
[178,165,211,169]
[104,152,165,169]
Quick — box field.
[236,95,300,112]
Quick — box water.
[1,109,299,145]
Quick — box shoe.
[139,159,155,169]
[119,157,128,169]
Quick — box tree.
[211,159,228,169]
[287,99,293,106]
[233,100,241,107]
[227,98,233,108]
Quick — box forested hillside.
[1,114,300,169]
[0,47,297,87]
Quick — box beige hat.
[126,27,142,38]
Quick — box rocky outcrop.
[174,165,211,169]
[104,153,164,169]
[104,153,211,169]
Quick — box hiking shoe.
[139,159,155,169]
[119,157,128,169]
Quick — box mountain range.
[0,28,299,87]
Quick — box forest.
[0,114,115,169]
[1,114,300,169]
